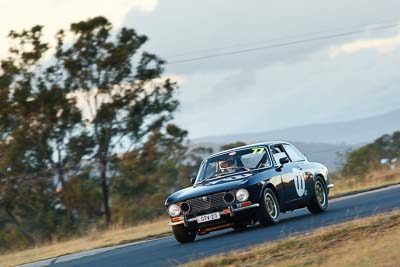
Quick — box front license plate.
[196,212,220,223]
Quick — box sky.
[1,0,400,139]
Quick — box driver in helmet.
[218,159,236,174]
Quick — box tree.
[0,16,182,248]
[0,25,94,227]
[111,128,216,224]
[341,131,400,176]
[57,17,180,224]
[221,141,246,151]
[112,124,188,223]
[0,26,63,245]
[178,146,214,186]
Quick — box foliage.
[341,131,400,176]
[57,16,179,224]
[220,141,246,151]
[111,127,215,223]
[0,16,185,251]
[0,24,87,248]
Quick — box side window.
[270,145,289,165]
[283,144,306,162]
[241,147,272,168]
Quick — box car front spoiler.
[327,183,334,189]
[169,203,260,226]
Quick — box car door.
[282,144,311,202]
[269,144,299,205]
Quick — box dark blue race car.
[165,141,334,243]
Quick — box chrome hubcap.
[265,193,277,219]
[315,181,326,207]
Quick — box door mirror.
[190,177,196,185]
[279,156,289,166]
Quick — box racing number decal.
[292,168,305,197]
[252,147,265,154]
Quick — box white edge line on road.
[17,236,171,267]
[330,183,400,203]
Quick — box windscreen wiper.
[199,170,252,184]
[199,175,226,184]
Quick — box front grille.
[180,191,237,215]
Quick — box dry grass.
[329,166,400,197]
[1,167,399,267]
[182,209,400,267]
[0,218,171,267]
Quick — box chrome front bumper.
[169,203,260,226]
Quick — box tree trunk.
[56,164,74,225]
[100,158,111,225]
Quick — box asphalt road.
[36,185,400,267]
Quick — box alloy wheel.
[265,192,278,219]
[315,181,326,207]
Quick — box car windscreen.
[196,146,271,182]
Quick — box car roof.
[206,140,292,159]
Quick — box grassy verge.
[1,167,399,267]
[182,209,400,267]
[329,167,400,198]
[0,218,170,267]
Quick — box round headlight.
[236,189,249,202]
[168,204,181,217]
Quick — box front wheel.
[257,188,280,226]
[307,177,328,214]
[172,224,197,244]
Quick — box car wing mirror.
[190,177,196,185]
[280,157,289,165]
[277,157,289,168]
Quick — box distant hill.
[189,109,400,171]
[192,108,400,145]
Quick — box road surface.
[22,185,400,267]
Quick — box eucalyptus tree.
[0,15,181,229]
[57,16,180,224]
[0,25,93,234]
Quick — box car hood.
[165,173,253,205]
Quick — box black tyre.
[257,188,280,226]
[307,177,328,214]
[172,224,197,244]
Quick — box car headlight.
[236,189,249,202]
[168,204,181,217]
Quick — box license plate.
[196,212,220,223]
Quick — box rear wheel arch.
[307,175,329,213]
[312,174,328,198]
[314,173,327,186]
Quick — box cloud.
[3,0,400,140]
[0,0,158,58]
[119,0,400,138]
[174,46,400,138]
[329,34,400,56]
[124,0,400,76]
